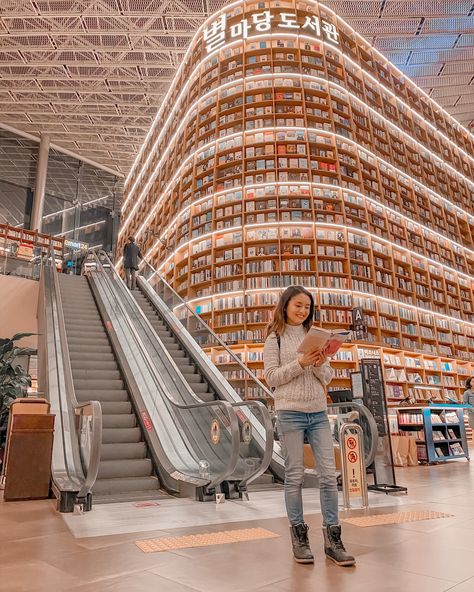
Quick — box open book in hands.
[297,327,351,357]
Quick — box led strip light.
[151,222,474,309]
[179,286,474,336]
[128,122,474,269]
[119,71,474,239]
[143,181,474,283]
[125,0,474,192]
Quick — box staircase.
[58,274,161,500]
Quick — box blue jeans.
[277,411,338,527]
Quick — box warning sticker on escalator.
[210,419,221,444]
[241,420,252,443]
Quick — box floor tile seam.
[143,569,203,592]
[357,555,465,585]
[441,575,474,591]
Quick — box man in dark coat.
[123,236,142,290]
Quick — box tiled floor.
[2,459,474,592]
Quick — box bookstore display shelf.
[396,406,469,464]
[0,223,64,260]
[117,0,474,405]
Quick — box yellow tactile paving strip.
[135,527,280,553]
[342,510,453,528]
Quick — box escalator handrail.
[136,273,275,488]
[90,250,242,490]
[140,258,274,398]
[45,248,102,500]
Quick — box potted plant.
[0,333,36,457]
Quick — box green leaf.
[9,332,36,343]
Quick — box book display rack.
[396,406,469,463]
[118,0,474,406]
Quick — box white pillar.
[30,134,50,232]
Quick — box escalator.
[58,274,161,500]
[40,250,269,511]
[90,251,274,499]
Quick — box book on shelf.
[297,327,351,356]
[450,443,464,455]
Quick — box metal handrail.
[140,258,274,398]
[45,246,102,504]
[90,250,241,490]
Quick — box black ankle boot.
[290,523,314,564]
[323,525,355,566]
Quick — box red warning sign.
[141,411,153,432]
[344,431,363,498]
[347,437,357,450]
[348,451,358,464]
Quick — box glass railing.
[140,260,273,404]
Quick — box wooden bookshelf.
[118,0,474,406]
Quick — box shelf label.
[203,10,339,54]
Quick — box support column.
[30,134,50,233]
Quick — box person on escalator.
[123,236,142,290]
[263,286,355,567]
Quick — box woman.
[263,285,355,567]
[462,378,474,429]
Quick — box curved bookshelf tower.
[119,0,474,408]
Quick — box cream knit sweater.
[263,324,334,413]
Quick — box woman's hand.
[312,351,328,367]
[299,348,323,368]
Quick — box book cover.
[297,327,351,356]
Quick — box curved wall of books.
[118,0,474,408]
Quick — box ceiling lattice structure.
[0,0,473,177]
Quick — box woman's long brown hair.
[266,286,315,337]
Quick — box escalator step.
[97,459,153,479]
[185,374,204,384]
[102,427,142,443]
[65,313,102,322]
[192,383,211,394]
[67,337,111,347]
[74,379,124,391]
[69,344,113,355]
[102,414,137,428]
[76,389,129,402]
[69,359,117,370]
[69,352,115,362]
[66,329,106,338]
[92,476,159,495]
[180,366,197,375]
[101,442,146,460]
[72,369,122,381]
[99,401,132,414]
